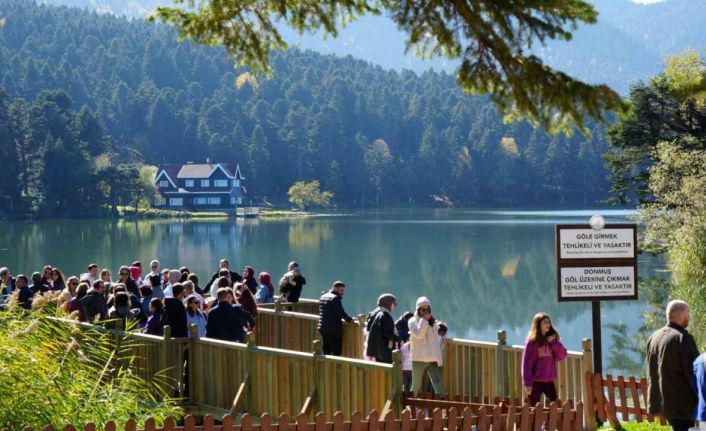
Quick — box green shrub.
[0,309,182,430]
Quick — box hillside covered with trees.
[0,0,611,216]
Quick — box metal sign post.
[555,216,638,375]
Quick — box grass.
[0,304,182,430]
[599,420,672,431]
[116,206,228,219]
[259,209,314,218]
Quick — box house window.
[237,197,243,205]
[232,180,240,187]
[214,179,228,187]
[194,197,207,205]
[185,180,194,187]
[230,197,236,205]
[207,197,221,205]
[159,180,169,188]
[201,180,210,187]
[154,197,167,206]
[169,198,183,207]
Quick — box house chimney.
[206,157,211,164]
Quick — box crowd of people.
[0,259,611,407]
[0,258,306,344]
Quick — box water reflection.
[288,220,333,250]
[0,210,663,375]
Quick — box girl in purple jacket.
[521,312,567,405]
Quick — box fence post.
[496,330,507,400]
[313,339,324,414]
[356,314,367,359]
[274,300,282,347]
[162,325,172,395]
[246,331,257,415]
[391,350,403,415]
[581,338,596,431]
[189,324,197,404]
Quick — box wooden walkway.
[50,297,596,429]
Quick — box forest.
[0,0,612,216]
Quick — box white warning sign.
[559,266,637,300]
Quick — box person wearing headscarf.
[242,266,258,295]
[255,272,274,304]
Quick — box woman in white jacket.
[408,296,445,397]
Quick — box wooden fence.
[49,308,595,428]
[441,333,593,429]
[49,318,399,421]
[188,329,399,419]
[258,299,320,316]
[248,307,594,428]
[9,402,583,431]
[585,372,665,429]
[255,305,365,359]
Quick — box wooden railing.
[257,299,320,315]
[585,372,665,429]
[434,333,593,429]
[255,306,365,358]
[49,309,596,429]
[253,300,594,428]
[50,318,400,421]
[187,330,399,420]
[13,402,583,431]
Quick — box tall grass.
[0,307,182,430]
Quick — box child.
[521,312,567,405]
[438,322,448,364]
[401,340,412,395]
[144,298,164,336]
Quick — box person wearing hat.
[365,294,398,363]
[318,281,354,355]
[408,296,445,398]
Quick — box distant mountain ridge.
[37,0,706,94]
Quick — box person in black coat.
[29,272,50,295]
[318,281,354,355]
[15,275,33,310]
[395,311,414,346]
[204,258,243,292]
[647,300,700,431]
[81,280,108,323]
[366,294,398,363]
[161,283,188,337]
[206,288,255,342]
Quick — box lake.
[0,209,663,374]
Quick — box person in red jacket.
[521,312,567,405]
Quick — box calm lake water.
[0,209,663,374]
